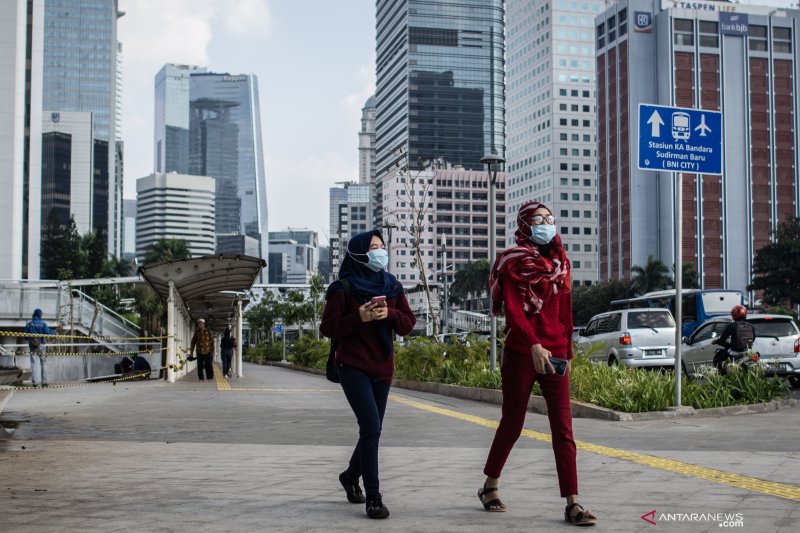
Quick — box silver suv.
[681,314,800,385]
[576,308,676,368]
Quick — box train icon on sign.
[671,112,690,141]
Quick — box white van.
[575,308,676,368]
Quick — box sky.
[118,0,376,245]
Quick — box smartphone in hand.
[546,357,568,376]
[370,295,387,306]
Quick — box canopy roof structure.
[139,254,266,330]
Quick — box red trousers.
[483,350,578,497]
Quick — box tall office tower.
[0,0,44,279]
[135,173,216,260]
[505,0,604,287]
[268,229,319,284]
[41,111,109,238]
[597,1,800,295]
[188,72,268,259]
[374,0,505,181]
[154,64,207,174]
[42,0,124,258]
[359,95,376,185]
[328,182,371,279]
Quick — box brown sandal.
[565,503,597,526]
[478,485,507,512]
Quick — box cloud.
[222,0,272,35]
[342,63,376,116]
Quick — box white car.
[680,314,800,380]
[576,308,676,368]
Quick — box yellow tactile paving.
[389,394,800,502]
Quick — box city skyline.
[118,0,376,245]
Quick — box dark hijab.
[327,229,400,358]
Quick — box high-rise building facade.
[597,0,800,295]
[135,173,215,260]
[381,167,506,284]
[268,229,319,284]
[374,0,506,180]
[122,198,136,260]
[505,0,604,287]
[329,182,371,278]
[0,0,44,279]
[42,0,124,257]
[41,111,109,238]
[188,72,268,259]
[154,64,206,174]
[359,95,376,185]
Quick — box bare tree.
[381,147,440,338]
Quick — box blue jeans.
[339,365,390,498]
[30,348,48,386]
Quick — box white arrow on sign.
[647,110,664,137]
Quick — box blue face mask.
[365,249,389,272]
[530,224,557,245]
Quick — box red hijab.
[489,201,571,316]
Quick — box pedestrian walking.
[478,201,597,526]
[220,327,237,378]
[190,318,215,381]
[320,229,416,519]
[23,308,53,388]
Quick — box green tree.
[748,217,800,307]
[679,262,701,289]
[143,238,191,264]
[309,273,326,339]
[129,284,164,335]
[630,256,673,296]
[83,228,108,278]
[571,279,634,326]
[40,210,85,280]
[244,292,279,345]
[450,259,490,310]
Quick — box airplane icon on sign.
[694,114,712,136]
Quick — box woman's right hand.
[531,343,554,374]
[359,302,376,322]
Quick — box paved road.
[1,363,798,532]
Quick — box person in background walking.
[23,308,54,388]
[220,327,237,378]
[478,201,597,526]
[320,229,416,519]
[190,318,215,381]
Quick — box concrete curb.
[262,361,799,421]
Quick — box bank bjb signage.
[719,12,748,36]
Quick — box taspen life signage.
[638,104,722,175]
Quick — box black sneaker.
[366,493,390,519]
[42,384,49,388]
[339,470,365,503]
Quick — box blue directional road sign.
[638,104,722,174]
[273,324,284,334]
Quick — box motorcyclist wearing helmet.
[712,305,756,372]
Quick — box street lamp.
[481,152,505,372]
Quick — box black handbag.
[325,279,351,384]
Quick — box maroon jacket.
[320,289,416,382]
[502,280,573,359]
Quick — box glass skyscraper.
[188,73,268,259]
[375,0,505,176]
[154,64,206,174]
[42,0,122,256]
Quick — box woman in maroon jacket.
[320,229,415,519]
[478,201,597,526]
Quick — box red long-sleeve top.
[320,289,416,382]
[502,281,573,359]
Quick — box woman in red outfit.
[478,201,597,526]
[320,229,416,519]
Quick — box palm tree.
[143,239,191,265]
[630,256,673,296]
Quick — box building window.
[560,193,568,200]
[560,133,568,140]
[560,226,569,234]
[560,163,568,170]
[608,15,616,42]
[674,19,693,46]
[584,244,592,252]
[561,209,569,217]
[583,164,592,171]
[749,25,768,51]
[572,210,580,217]
[773,27,792,53]
[573,260,581,268]
[699,21,718,48]
[572,227,580,235]
[583,227,592,235]
[619,8,627,36]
